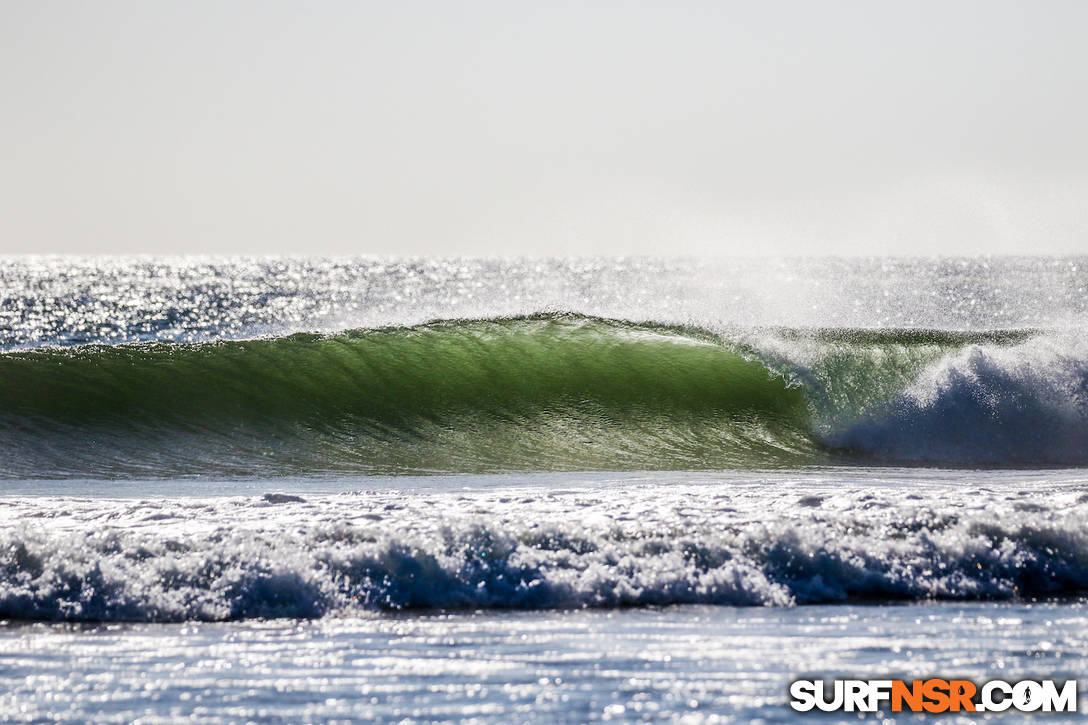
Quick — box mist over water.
[2,256,1085,349]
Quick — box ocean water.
[1,256,1087,722]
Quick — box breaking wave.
[1,489,1086,622]
[0,312,1083,476]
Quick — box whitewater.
[1,256,1087,722]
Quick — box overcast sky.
[2,0,1087,256]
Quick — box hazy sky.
[3,0,1087,256]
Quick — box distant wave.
[1,489,1086,622]
[0,312,1083,477]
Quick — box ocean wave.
[0,312,1083,475]
[1,488,1086,622]
[0,314,815,476]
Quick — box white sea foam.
[832,335,1088,463]
[2,480,1086,622]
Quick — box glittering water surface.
[3,600,1087,723]
[2,256,1085,348]
[3,257,1088,722]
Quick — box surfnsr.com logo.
[789,679,1078,714]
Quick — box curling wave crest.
[0,312,1084,474]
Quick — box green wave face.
[1,313,1065,477]
[0,314,819,477]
